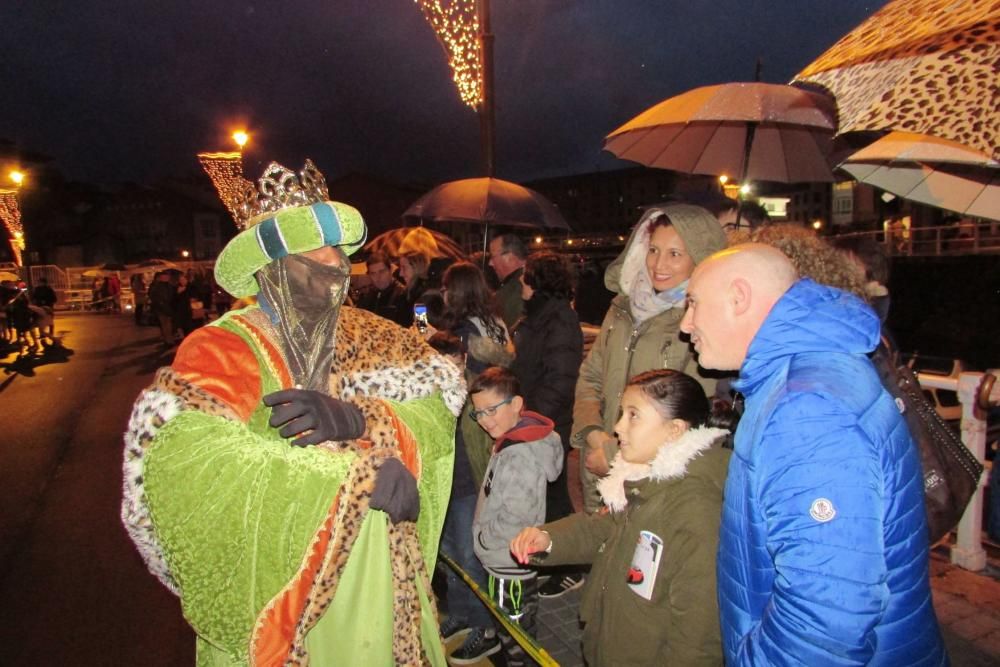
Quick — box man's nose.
[680,306,693,333]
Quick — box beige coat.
[571,217,718,512]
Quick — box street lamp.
[9,170,25,186]
[199,128,253,228]
[181,249,191,258]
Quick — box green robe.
[123,306,465,666]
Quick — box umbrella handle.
[482,222,489,270]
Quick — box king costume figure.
[121,160,465,666]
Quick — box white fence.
[923,371,999,570]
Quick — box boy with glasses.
[461,367,563,666]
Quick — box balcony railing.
[831,221,1000,257]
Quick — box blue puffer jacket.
[719,279,946,666]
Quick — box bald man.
[683,244,946,666]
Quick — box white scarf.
[597,426,728,512]
[618,217,689,324]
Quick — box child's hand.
[510,527,551,565]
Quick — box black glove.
[262,389,366,446]
[371,458,420,523]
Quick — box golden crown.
[232,159,330,228]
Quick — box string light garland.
[198,151,253,229]
[414,0,483,108]
[0,189,24,266]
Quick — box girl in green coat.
[512,369,733,666]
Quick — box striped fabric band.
[255,203,345,261]
[215,199,366,297]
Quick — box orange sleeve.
[171,326,262,422]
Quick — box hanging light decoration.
[414,0,483,108]
[198,151,253,228]
[0,189,24,266]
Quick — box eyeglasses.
[469,396,514,421]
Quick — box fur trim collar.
[597,426,728,512]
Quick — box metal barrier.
[830,221,1000,257]
[438,553,558,666]
[919,371,999,570]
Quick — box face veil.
[256,250,350,393]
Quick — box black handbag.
[872,342,984,544]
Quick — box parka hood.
[733,278,880,395]
[598,425,729,512]
[604,204,727,294]
[493,411,563,482]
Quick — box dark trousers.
[488,574,538,667]
[439,493,493,628]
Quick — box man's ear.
[512,395,525,413]
[731,278,752,316]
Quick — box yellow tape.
[438,553,560,667]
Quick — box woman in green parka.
[513,369,733,666]
[572,203,727,512]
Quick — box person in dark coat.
[148,271,175,346]
[488,233,527,330]
[356,251,411,327]
[511,253,582,514]
[31,277,57,342]
[510,251,585,597]
[172,273,195,338]
[399,249,431,319]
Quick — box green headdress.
[214,160,367,297]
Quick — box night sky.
[1,1,887,187]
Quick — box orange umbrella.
[795,0,1000,160]
[364,227,466,260]
[604,82,837,183]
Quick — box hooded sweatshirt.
[473,411,563,578]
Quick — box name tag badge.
[627,530,663,601]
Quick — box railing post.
[950,372,988,571]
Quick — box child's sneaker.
[538,573,585,598]
[439,615,471,643]
[447,627,501,665]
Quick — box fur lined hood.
[597,426,728,512]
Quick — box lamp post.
[477,0,495,177]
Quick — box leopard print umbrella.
[795,0,1000,160]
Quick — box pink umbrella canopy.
[403,177,570,230]
[605,82,838,183]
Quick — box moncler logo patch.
[809,498,836,523]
